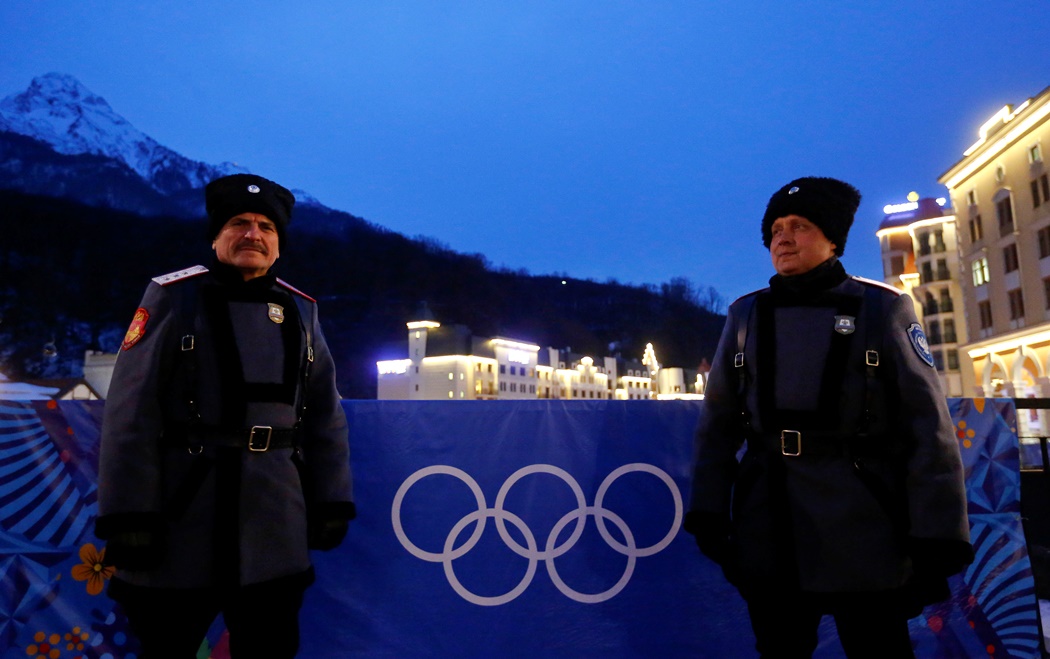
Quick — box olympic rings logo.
[391,463,682,606]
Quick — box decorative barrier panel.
[0,399,1039,658]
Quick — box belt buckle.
[248,426,273,452]
[781,430,802,457]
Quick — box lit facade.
[937,84,1050,438]
[875,194,967,395]
[377,315,704,401]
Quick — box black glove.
[683,510,732,565]
[902,537,975,616]
[910,536,974,578]
[307,501,356,551]
[96,513,167,571]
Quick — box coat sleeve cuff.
[309,501,357,523]
[95,512,166,539]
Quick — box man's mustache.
[235,240,268,255]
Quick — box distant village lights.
[377,359,412,375]
[490,338,540,352]
[882,194,948,215]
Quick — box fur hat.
[205,174,295,246]
[761,177,861,256]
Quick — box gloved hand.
[909,537,974,578]
[95,512,166,570]
[683,510,732,565]
[902,537,975,616]
[308,518,349,551]
[307,501,356,551]
[104,529,166,570]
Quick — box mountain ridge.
[0,73,725,398]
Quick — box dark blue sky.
[3,1,1048,302]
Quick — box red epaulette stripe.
[277,278,316,302]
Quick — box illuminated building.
[937,84,1050,436]
[875,193,966,395]
[376,309,704,401]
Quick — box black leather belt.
[750,430,888,459]
[174,426,300,452]
[752,429,846,458]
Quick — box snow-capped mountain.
[0,72,328,218]
[0,72,245,196]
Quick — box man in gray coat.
[685,177,972,658]
[96,173,354,658]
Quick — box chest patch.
[268,303,285,324]
[907,323,935,367]
[833,315,856,335]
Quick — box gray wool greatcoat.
[689,271,969,594]
[97,264,353,589]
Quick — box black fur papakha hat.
[205,174,295,246]
[761,176,861,256]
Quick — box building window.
[931,350,944,371]
[499,364,506,374]
[947,349,959,370]
[968,215,983,242]
[967,189,978,207]
[932,229,946,253]
[927,320,941,345]
[995,165,1006,183]
[935,259,949,281]
[1008,289,1025,320]
[890,255,904,276]
[1003,243,1019,273]
[510,383,517,392]
[978,301,993,329]
[1043,277,1050,309]
[944,318,956,343]
[1031,143,1043,163]
[997,195,1015,236]
[971,258,990,286]
[1040,227,1050,260]
[939,288,953,313]
[916,229,931,257]
[1035,174,1050,209]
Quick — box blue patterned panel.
[0,403,95,549]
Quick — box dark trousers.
[109,574,309,659]
[745,589,915,659]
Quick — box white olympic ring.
[391,463,683,606]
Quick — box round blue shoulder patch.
[907,323,935,367]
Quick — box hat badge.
[247,184,261,194]
[788,186,800,194]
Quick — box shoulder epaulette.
[850,275,902,296]
[152,265,209,286]
[277,278,316,302]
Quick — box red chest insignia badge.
[122,308,150,351]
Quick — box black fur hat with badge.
[205,173,296,247]
[761,176,861,256]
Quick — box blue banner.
[0,399,1041,658]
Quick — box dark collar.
[209,257,277,290]
[768,257,848,298]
